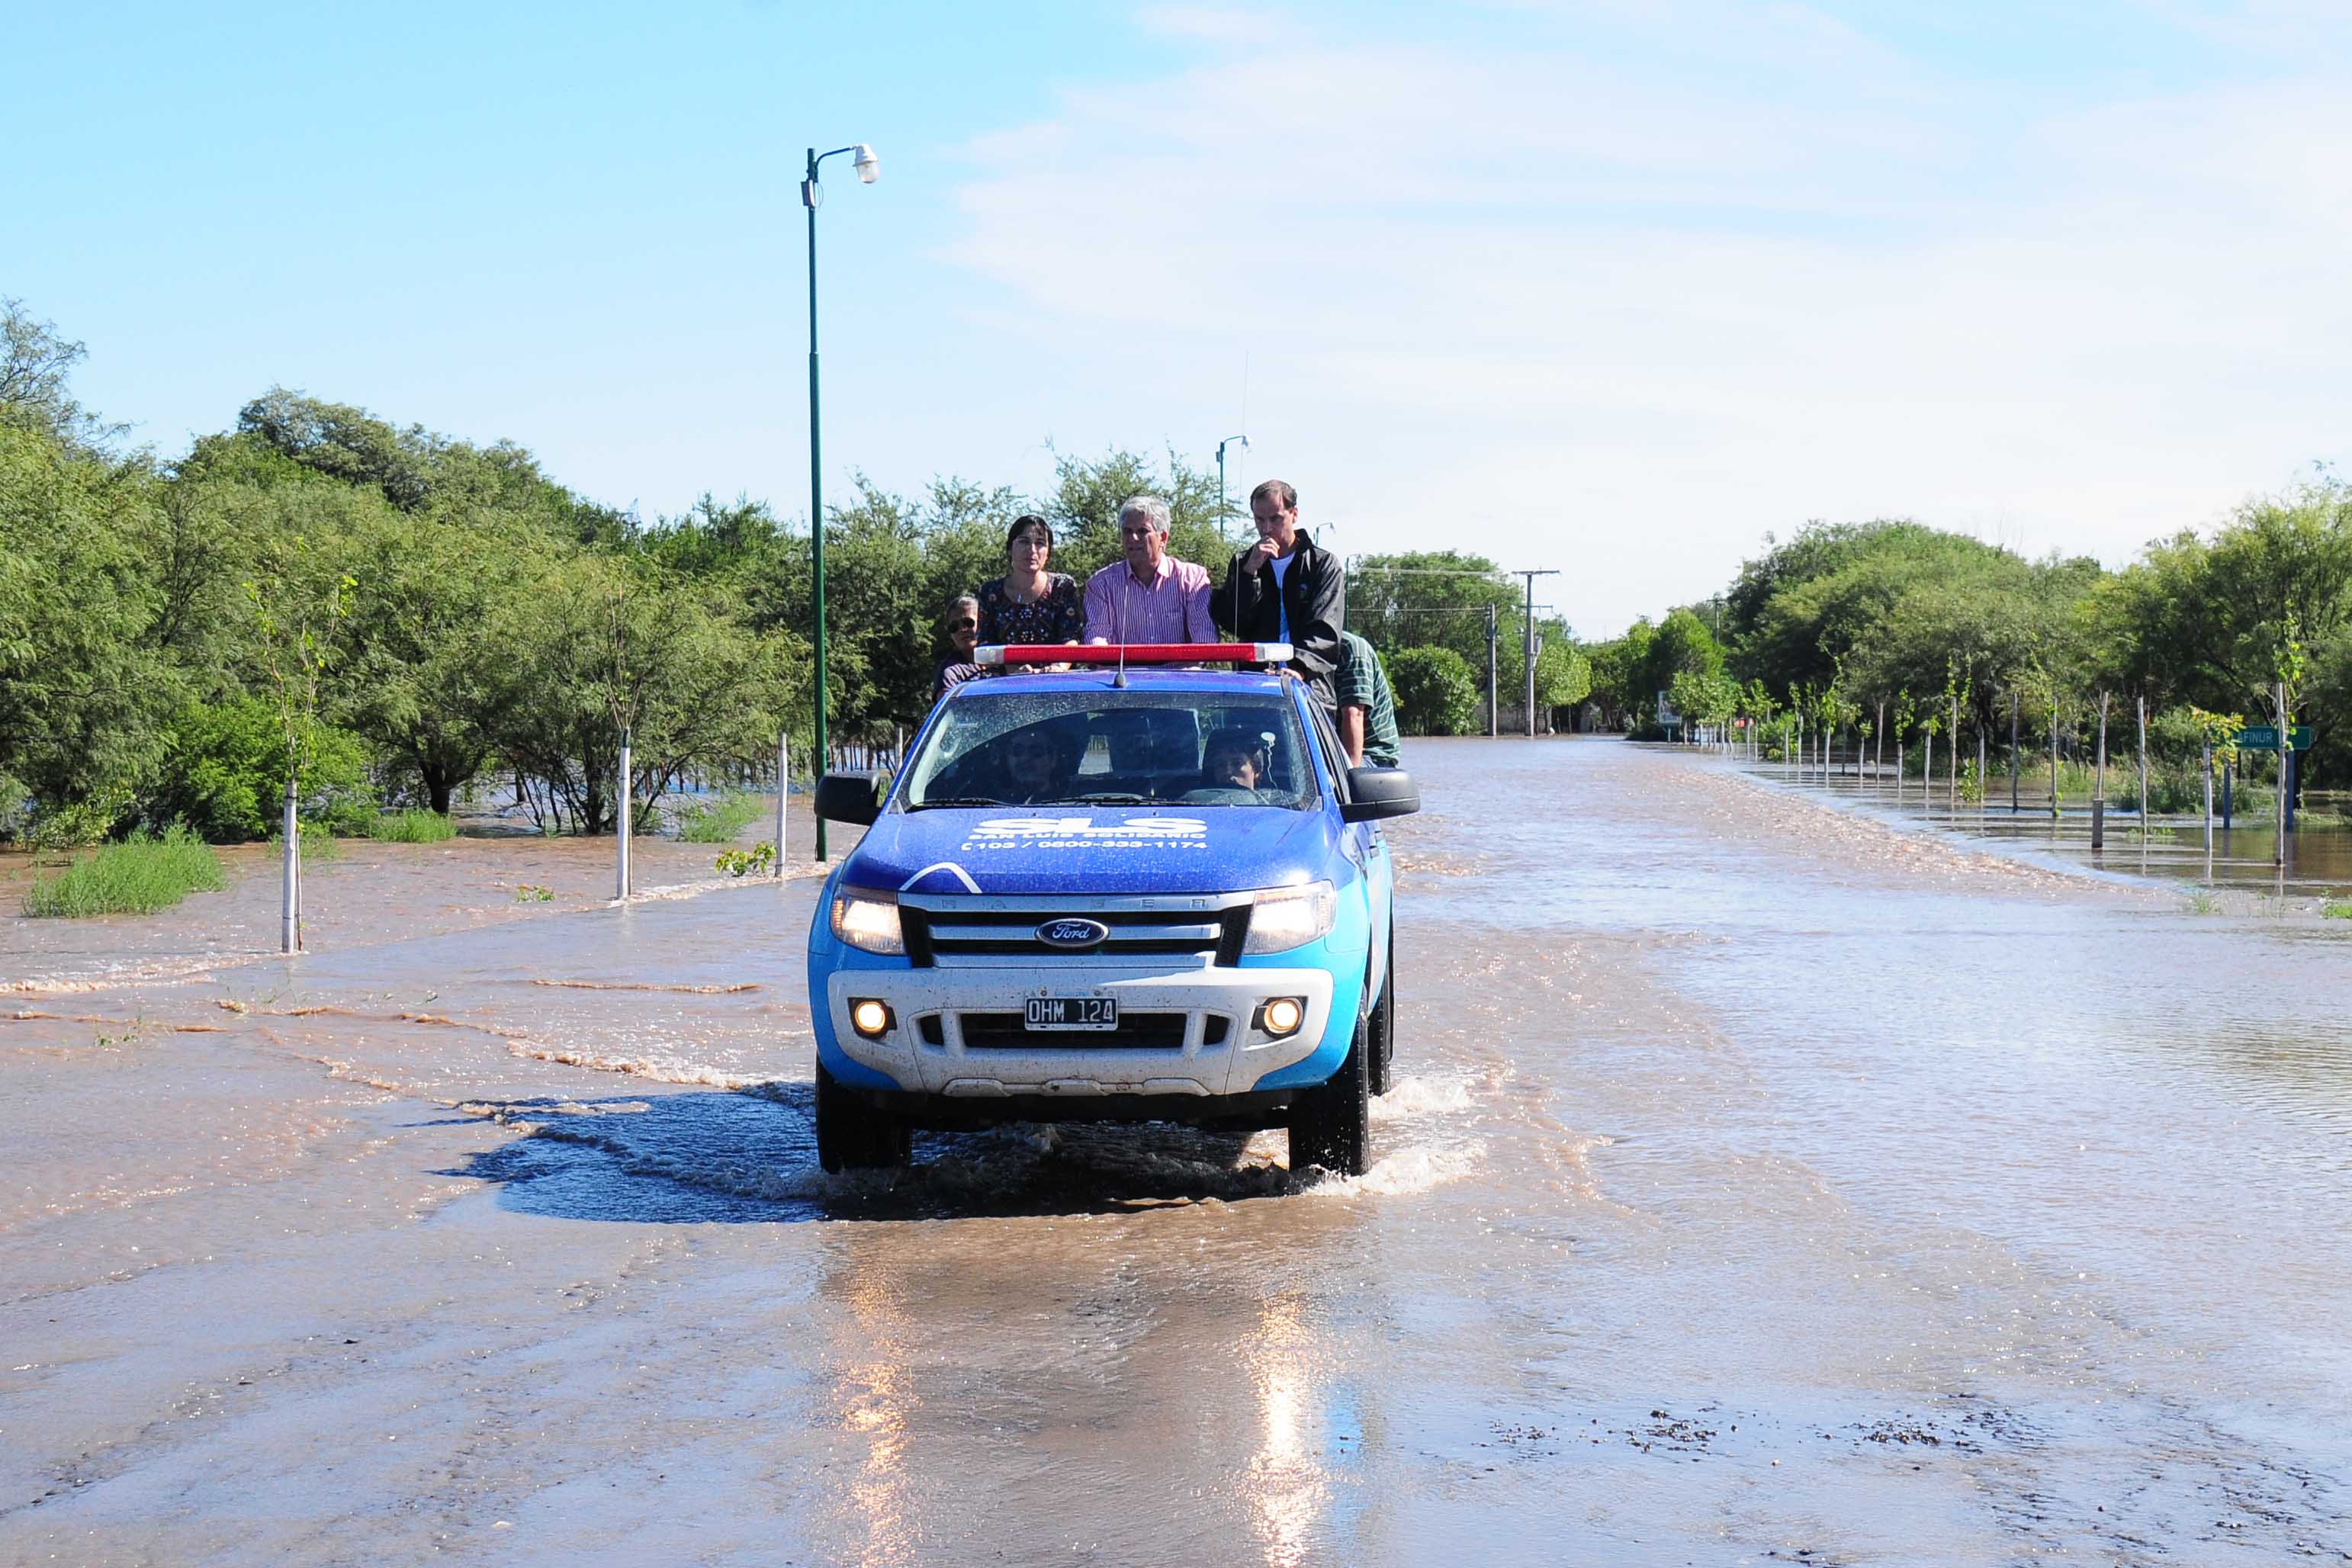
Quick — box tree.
[1386,646,1480,735]
[1538,638,1592,718]
[0,425,175,840]
[1349,551,1518,668]
[479,553,803,834]
[244,522,359,818]
[1669,668,1740,741]
[1045,444,1229,583]
[337,505,538,813]
[1583,619,1656,731]
[1,298,128,451]
[1630,607,1724,733]
[239,388,436,511]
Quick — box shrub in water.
[715,841,776,878]
[23,827,227,917]
[148,697,374,842]
[674,790,764,843]
[368,808,458,843]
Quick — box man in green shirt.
[1334,630,1401,769]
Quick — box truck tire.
[816,1062,913,1173]
[1367,929,1396,1097]
[1289,1018,1370,1177]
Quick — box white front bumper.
[824,964,1335,1097]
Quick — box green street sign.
[2232,725,2314,751]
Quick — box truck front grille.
[901,898,1251,967]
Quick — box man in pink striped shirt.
[1081,495,1218,644]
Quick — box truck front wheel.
[816,1062,913,1174]
[1288,1019,1370,1178]
[1367,930,1396,1097]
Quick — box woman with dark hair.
[933,594,983,701]
[976,514,1083,648]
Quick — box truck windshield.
[903,689,1319,811]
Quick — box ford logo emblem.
[1036,917,1109,949]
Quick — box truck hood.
[843,806,1343,897]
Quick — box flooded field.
[5,740,2350,1563]
[1720,744,2352,904]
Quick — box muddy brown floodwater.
[5,742,2350,1564]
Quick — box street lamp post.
[1216,435,1249,538]
[802,140,879,862]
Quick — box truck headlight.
[1243,882,1335,954]
[831,887,904,955]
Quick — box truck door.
[1303,694,1392,1006]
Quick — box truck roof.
[944,668,1293,698]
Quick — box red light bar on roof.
[975,642,1292,667]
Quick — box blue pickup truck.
[805,653,1419,1178]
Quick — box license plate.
[1026,996,1118,1031]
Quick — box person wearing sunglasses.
[977,515,1084,650]
[933,594,984,702]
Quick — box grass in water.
[368,808,458,843]
[23,827,227,917]
[674,790,764,843]
[268,829,342,863]
[2183,890,2222,915]
[2323,897,2352,921]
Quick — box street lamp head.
[853,144,880,183]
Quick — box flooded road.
[5,740,2350,1563]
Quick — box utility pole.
[1486,605,1498,738]
[1512,569,1559,737]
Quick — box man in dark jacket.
[1211,479,1345,711]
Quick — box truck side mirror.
[1340,766,1419,821]
[815,770,888,826]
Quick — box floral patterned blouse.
[977,573,1084,647]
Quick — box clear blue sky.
[10,2,2347,635]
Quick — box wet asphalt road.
[4,738,2350,1564]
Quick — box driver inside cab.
[1187,726,1277,804]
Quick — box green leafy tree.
[1582,619,1655,731]
[244,525,360,825]
[1043,444,1229,582]
[1631,608,1725,734]
[1669,668,1740,740]
[1,297,129,451]
[0,425,175,838]
[1386,646,1480,735]
[337,506,539,813]
[1350,551,1520,669]
[152,696,373,840]
[479,553,802,834]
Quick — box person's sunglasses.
[952,619,978,631]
